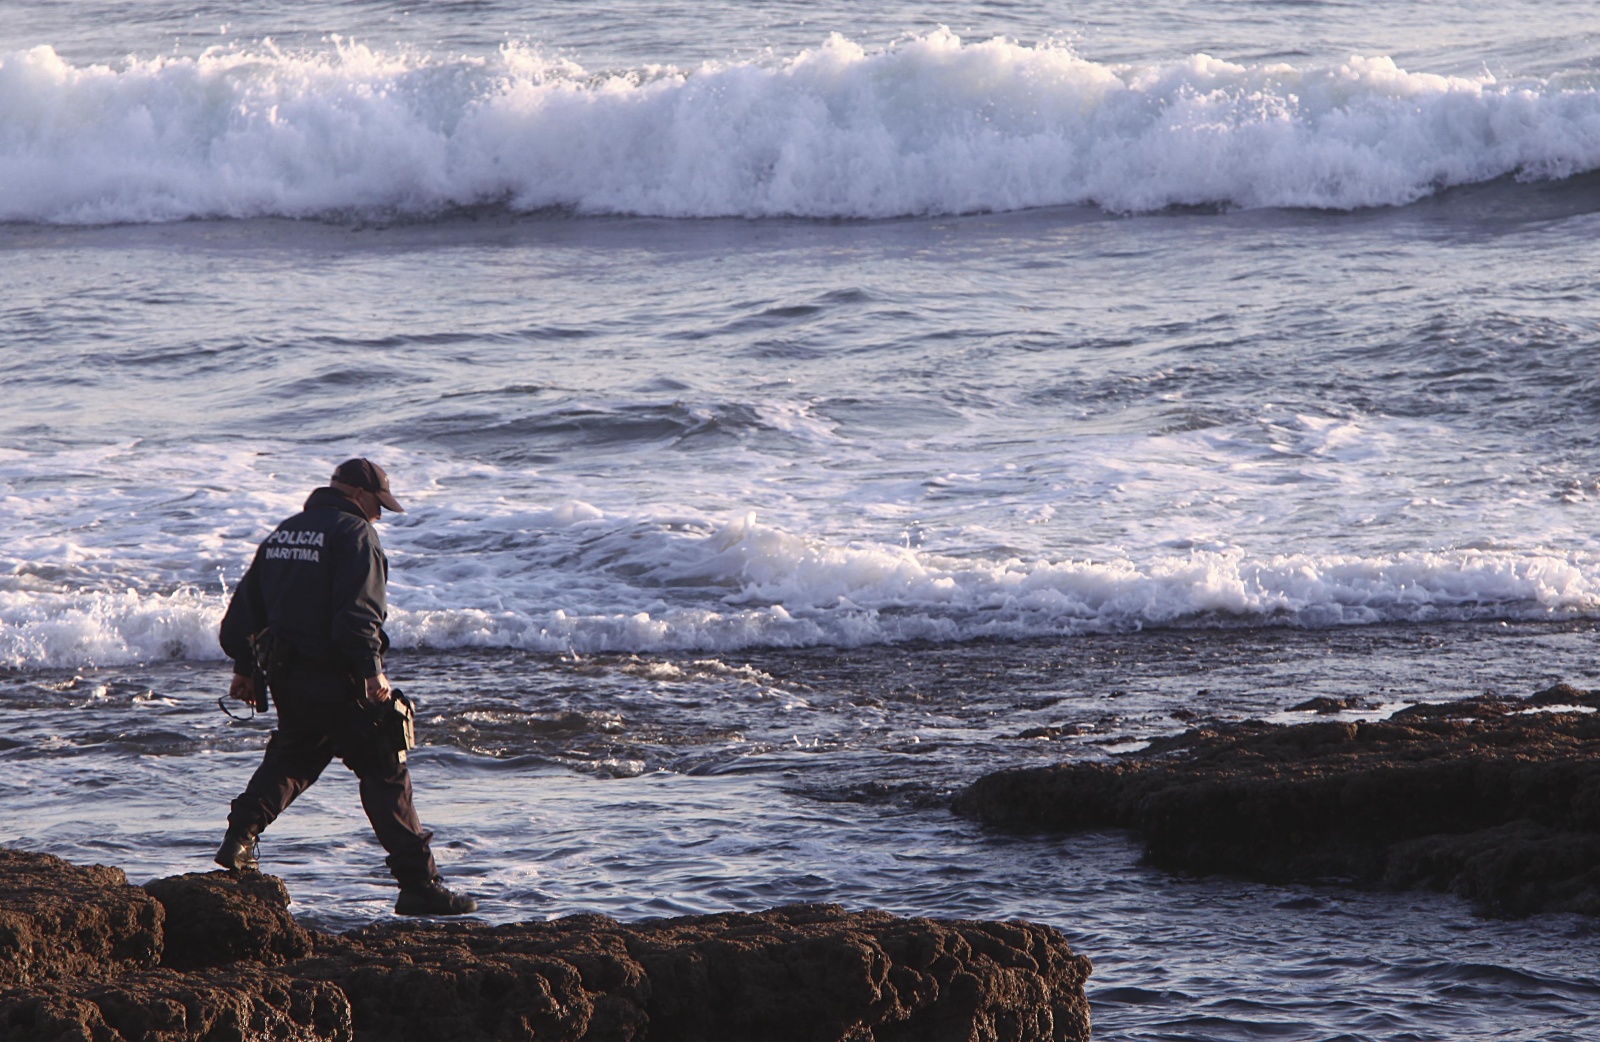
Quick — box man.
[216,458,476,916]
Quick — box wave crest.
[3,30,1599,223]
[3,518,1593,669]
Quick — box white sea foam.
[3,31,1599,223]
[2,424,1597,669]
[3,503,1595,669]
[0,587,223,670]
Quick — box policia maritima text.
[216,458,476,916]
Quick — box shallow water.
[5,0,1600,1037]
[5,188,1600,665]
[5,624,1600,1039]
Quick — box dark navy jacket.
[219,487,390,679]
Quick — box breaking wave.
[4,29,1600,223]
[3,509,1595,669]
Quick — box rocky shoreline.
[955,684,1600,917]
[11,683,1597,1039]
[0,849,1092,1042]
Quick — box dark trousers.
[227,659,440,889]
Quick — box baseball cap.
[331,458,404,513]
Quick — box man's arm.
[330,524,391,701]
[218,559,266,701]
[227,672,261,704]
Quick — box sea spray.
[4,30,1600,223]
[4,510,1595,667]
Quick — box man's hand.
[229,673,260,704]
[365,673,392,704]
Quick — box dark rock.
[1384,821,1600,917]
[294,917,639,1042]
[1529,682,1600,709]
[954,688,1600,916]
[1387,696,1519,721]
[619,906,1089,1042]
[142,872,314,970]
[1138,720,1277,757]
[1287,696,1364,714]
[1012,724,1090,740]
[289,905,1092,1042]
[0,967,352,1042]
[1,849,1092,1042]
[0,849,163,987]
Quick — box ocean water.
[4,2,1600,1039]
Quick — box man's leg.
[216,673,334,870]
[356,759,441,888]
[226,730,334,833]
[336,696,475,914]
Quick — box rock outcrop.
[141,872,315,972]
[4,968,352,1042]
[0,849,1092,1042]
[954,685,1600,917]
[0,849,164,988]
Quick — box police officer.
[215,458,476,916]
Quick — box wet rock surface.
[0,849,163,988]
[5,968,353,1042]
[954,685,1600,916]
[0,850,1091,1042]
[142,871,314,971]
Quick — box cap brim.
[377,491,404,513]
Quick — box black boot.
[395,881,478,916]
[214,827,260,872]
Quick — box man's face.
[355,488,382,522]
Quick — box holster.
[245,628,277,712]
[380,689,418,764]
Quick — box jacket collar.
[304,486,369,520]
